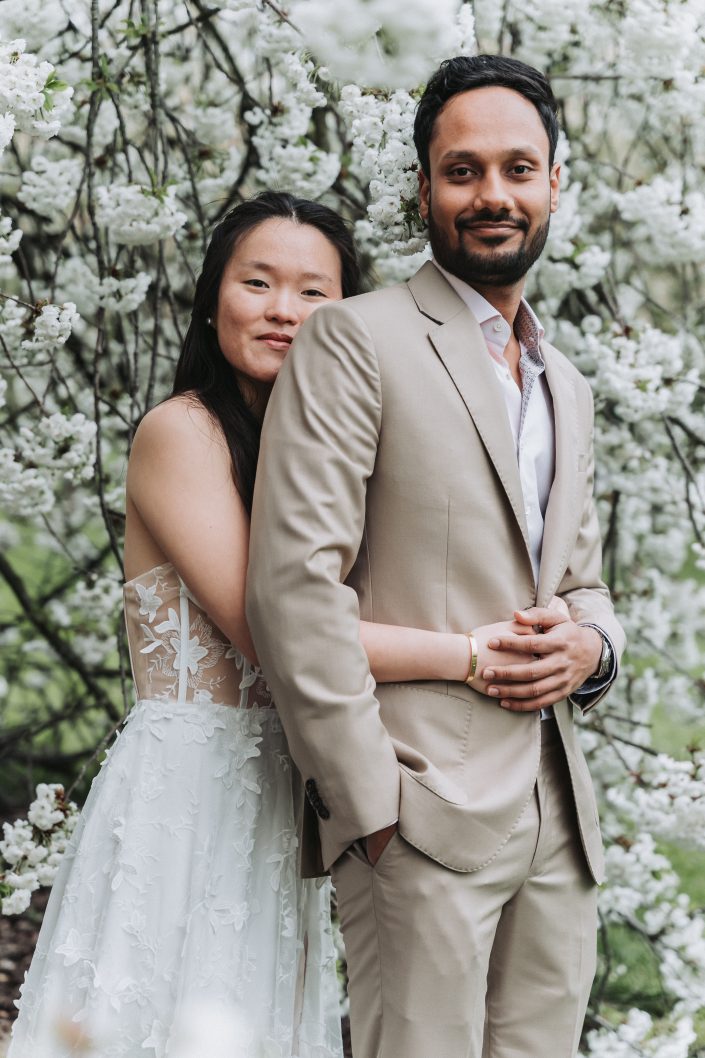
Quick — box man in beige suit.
[247,55,625,1058]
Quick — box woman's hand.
[480,602,603,712]
[467,619,533,695]
[466,597,570,696]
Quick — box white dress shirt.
[433,261,555,583]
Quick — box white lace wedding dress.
[8,562,343,1058]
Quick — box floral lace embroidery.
[124,563,272,710]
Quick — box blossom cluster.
[585,1009,696,1058]
[21,301,79,357]
[292,0,469,90]
[0,784,78,915]
[339,85,426,259]
[0,216,22,272]
[600,832,705,1012]
[16,411,96,482]
[95,185,188,247]
[237,4,341,199]
[18,155,83,222]
[607,752,705,850]
[57,259,152,318]
[0,34,73,145]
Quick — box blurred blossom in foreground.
[169,1000,255,1058]
[292,0,473,89]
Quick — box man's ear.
[549,162,561,214]
[418,168,430,221]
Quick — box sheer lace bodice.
[123,562,272,710]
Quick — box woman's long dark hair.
[171,191,361,513]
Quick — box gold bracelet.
[464,632,478,685]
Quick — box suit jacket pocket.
[394,740,468,805]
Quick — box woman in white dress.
[8,192,531,1058]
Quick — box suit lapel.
[537,344,581,604]
[408,262,532,562]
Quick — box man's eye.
[451,166,474,177]
[512,165,532,175]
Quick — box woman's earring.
[206,316,212,326]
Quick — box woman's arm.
[125,396,258,663]
[360,618,532,691]
[126,396,554,685]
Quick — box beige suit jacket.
[247,261,625,885]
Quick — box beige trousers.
[331,721,597,1058]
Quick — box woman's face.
[214,217,344,394]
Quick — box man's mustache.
[456,211,529,233]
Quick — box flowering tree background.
[0,0,704,1053]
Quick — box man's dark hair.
[414,55,560,175]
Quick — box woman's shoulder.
[128,395,232,497]
[133,393,227,454]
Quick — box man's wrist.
[580,623,613,680]
[571,625,617,706]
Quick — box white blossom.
[0,0,69,54]
[1,888,32,915]
[1,784,78,915]
[27,783,67,830]
[340,85,424,255]
[449,4,476,53]
[584,1010,696,1058]
[0,449,55,515]
[17,154,83,219]
[17,411,96,482]
[618,0,705,80]
[95,183,188,246]
[58,258,151,317]
[21,302,79,356]
[0,111,15,155]
[615,175,705,265]
[607,753,705,850]
[0,213,22,272]
[0,35,73,138]
[292,0,463,90]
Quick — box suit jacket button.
[305,777,330,819]
[305,778,320,807]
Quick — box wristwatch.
[582,624,613,681]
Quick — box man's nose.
[473,171,514,214]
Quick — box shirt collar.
[432,258,545,358]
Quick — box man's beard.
[428,201,550,287]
